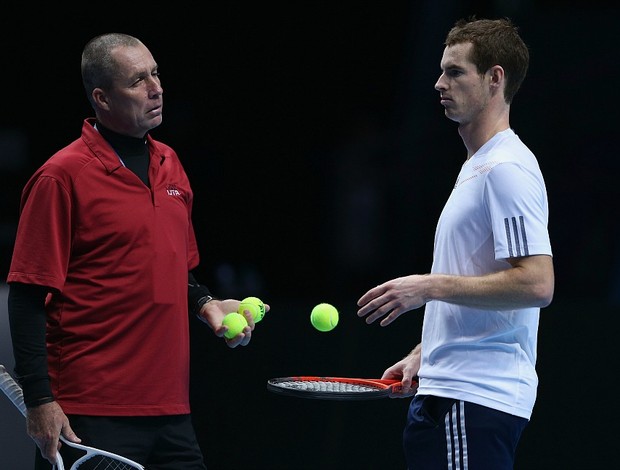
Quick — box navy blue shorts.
[403,395,528,470]
[34,414,206,470]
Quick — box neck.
[458,107,510,159]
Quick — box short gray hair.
[81,33,144,109]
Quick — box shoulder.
[490,130,538,166]
[475,130,543,180]
[35,138,94,180]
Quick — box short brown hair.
[445,17,529,104]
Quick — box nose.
[434,73,446,91]
[147,77,163,97]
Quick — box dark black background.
[1,2,618,469]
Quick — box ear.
[92,88,111,111]
[488,65,505,94]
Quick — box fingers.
[358,276,426,325]
[400,377,419,397]
[357,282,398,323]
[224,326,252,348]
[41,443,58,465]
[239,309,256,329]
[356,284,386,310]
[391,387,417,399]
[37,436,62,466]
[358,299,403,326]
[387,375,418,399]
[379,309,404,326]
[60,422,81,444]
[357,296,388,322]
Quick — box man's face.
[434,42,490,125]
[101,44,164,138]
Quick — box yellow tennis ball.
[238,296,266,322]
[222,312,248,339]
[310,303,339,332]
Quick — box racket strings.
[73,455,139,470]
[278,380,381,393]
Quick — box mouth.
[147,105,162,115]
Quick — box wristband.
[194,295,216,317]
[25,396,55,408]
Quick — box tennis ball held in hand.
[310,303,339,332]
[222,312,248,339]
[238,296,266,322]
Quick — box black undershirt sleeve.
[7,282,55,407]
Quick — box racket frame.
[267,375,404,400]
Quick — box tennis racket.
[0,364,145,470]
[267,376,412,400]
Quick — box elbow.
[536,291,553,308]
[513,255,555,308]
[533,279,554,308]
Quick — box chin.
[147,115,163,128]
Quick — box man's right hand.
[26,401,81,465]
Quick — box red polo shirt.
[8,118,200,416]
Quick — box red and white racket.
[0,364,144,470]
[267,375,414,400]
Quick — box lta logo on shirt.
[166,184,182,196]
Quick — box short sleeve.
[484,162,552,259]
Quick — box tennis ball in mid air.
[222,312,248,339]
[310,303,339,332]
[238,296,266,322]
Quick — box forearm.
[7,283,54,407]
[428,255,554,309]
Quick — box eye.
[130,76,146,87]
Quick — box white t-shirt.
[417,128,552,420]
